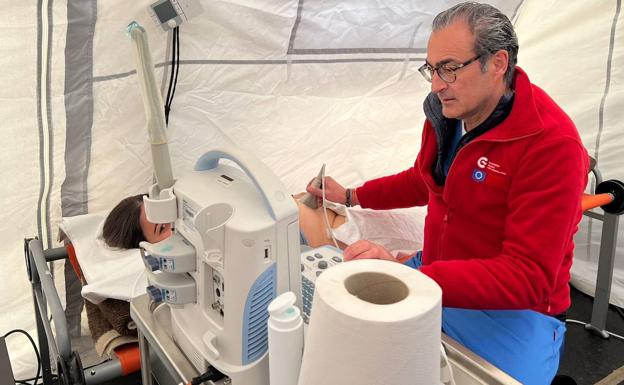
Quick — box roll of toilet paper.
[297,259,442,385]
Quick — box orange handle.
[114,344,141,375]
[582,193,614,212]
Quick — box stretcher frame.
[130,293,522,385]
[582,167,622,338]
[24,238,140,385]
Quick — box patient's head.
[102,194,172,248]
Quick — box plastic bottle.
[267,291,304,385]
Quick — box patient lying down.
[102,193,348,249]
[83,193,421,355]
[87,194,345,357]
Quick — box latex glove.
[306,175,346,205]
[344,240,397,262]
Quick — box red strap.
[66,244,84,281]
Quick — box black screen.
[153,1,178,23]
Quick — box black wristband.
[345,188,352,207]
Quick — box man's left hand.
[343,240,397,262]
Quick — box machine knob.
[144,255,161,272]
[147,285,163,303]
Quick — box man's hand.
[343,240,397,262]
[306,175,347,205]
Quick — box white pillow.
[60,212,147,304]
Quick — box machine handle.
[128,22,174,191]
[194,146,295,221]
[581,193,613,212]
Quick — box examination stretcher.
[23,173,623,385]
[24,239,141,385]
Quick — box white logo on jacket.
[476,156,507,176]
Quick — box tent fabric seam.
[36,0,43,244]
[510,0,525,25]
[287,0,304,53]
[93,57,427,83]
[36,0,55,248]
[285,0,439,54]
[594,0,621,165]
[61,0,97,218]
[289,47,427,54]
[586,0,621,255]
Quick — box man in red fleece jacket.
[307,2,588,384]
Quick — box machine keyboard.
[300,245,344,323]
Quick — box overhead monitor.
[149,0,204,31]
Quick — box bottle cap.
[268,292,301,327]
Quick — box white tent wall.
[1,1,70,378]
[514,1,624,308]
[1,0,621,379]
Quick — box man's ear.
[490,50,509,80]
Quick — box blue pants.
[403,253,565,385]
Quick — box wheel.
[595,179,624,215]
[56,352,85,385]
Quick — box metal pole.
[30,245,55,385]
[138,329,153,385]
[29,239,72,357]
[585,212,620,338]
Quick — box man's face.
[426,20,501,125]
[140,203,173,243]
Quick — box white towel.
[60,213,147,304]
[332,206,426,256]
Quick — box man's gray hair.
[432,2,519,86]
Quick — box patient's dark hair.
[102,194,146,249]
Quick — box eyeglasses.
[418,55,482,83]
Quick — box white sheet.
[333,205,427,256]
[59,213,147,304]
